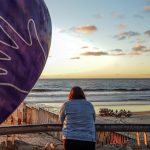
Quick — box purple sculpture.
[0,0,51,123]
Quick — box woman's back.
[60,99,96,142]
[59,86,96,150]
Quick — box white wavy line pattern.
[0,83,28,94]
[0,16,47,94]
[0,68,8,75]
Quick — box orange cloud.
[73,25,97,33]
[144,5,150,11]
[130,44,150,55]
[132,44,146,51]
[145,30,150,36]
[79,45,150,57]
[81,51,108,56]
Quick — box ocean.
[25,78,150,113]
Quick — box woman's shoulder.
[62,100,73,107]
[62,99,93,106]
[83,100,95,109]
[84,100,92,104]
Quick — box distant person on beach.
[59,86,96,150]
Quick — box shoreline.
[25,102,150,116]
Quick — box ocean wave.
[31,88,150,93]
[31,88,68,92]
[84,88,150,92]
[25,97,150,103]
[90,99,150,102]
[28,94,67,98]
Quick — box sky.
[41,0,150,79]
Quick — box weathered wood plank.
[0,124,150,135]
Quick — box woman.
[59,86,96,150]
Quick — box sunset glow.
[42,0,150,78]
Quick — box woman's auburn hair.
[68,86,86,100]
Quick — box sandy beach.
[96,111,150,150]
[0,132,63,150]
[96,111,150,124]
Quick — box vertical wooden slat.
[12,134,15,145]
[136,132,140,146]
[5,135,8,147]
[143,132,147,146]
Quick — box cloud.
[114,31,140,40]
[111,53,126,56]
[110,45,150,56]
[111,49,123,52]
[132,44,146,51]
[79,45,150,57]
[80,49,126,57]
[70,57,80,60]
[144,30,150,36]
[81,46,89,49]
[81,51,108,56]
[110,49,126,56]
[111,11,125,19]
[72,25,97,33]
[144,5,150,11]
[116,24,127,30]
[130,44,150,55]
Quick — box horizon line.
[39,77,150,80]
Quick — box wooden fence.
[1,103,150,147]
